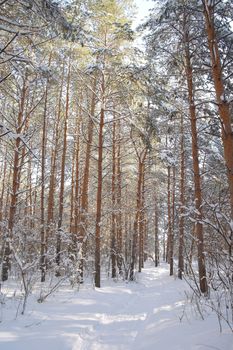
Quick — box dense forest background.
[0,0,232,330]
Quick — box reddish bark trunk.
[178,114,185,279]
[56,59,71,271]
[203,1,233,255]
[95,76,105,288]
[2,78,28,281]
[111,116,117,278]
[184,24,208,294]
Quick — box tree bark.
[203,0,233,255]
[139,162,145,272]
[116,120,123,275]
[40,76,49,282]
[184,24,208,294]
[46,65,64,269]
[111,114,117,278]
[79,76,97,278]
[56,58,71,272]
[154,197,159,267]
[94,77,105,288]
[167,166,173,276]
[130,149,147,280]
[178,114,185,279]
[2,78,28,281]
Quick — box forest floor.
[0,262,232,350]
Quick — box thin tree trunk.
[27,153,33,229]
[111,115,117,278]
[40,76,49,282]
[130,175,141,280]
[116,120,123,275]
[139,162,145,272]
[163,220,166,262]
[0,152,8,266]
[4,168,12,221]
[142,167,147,266]
[95,77,105,288]
[184,24,208,294]
[2,78,28,281]
[72,101,82,280]
[56,58,71,271]
[171,166,175,275]
[69,142,76,233]
[32,163,39,230]
[46,64,64,268]
[0,152,7,237]
[79,76,97,278]
[178,114,185,279]
[154,198,159,267]
[130,149,147,280]
[167,166,173,276]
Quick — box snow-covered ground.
[0,262,232,350]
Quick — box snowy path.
[0,262,232,350]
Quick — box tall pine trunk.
[116,120,123,275]
[72,98,82,279]
[178,114,185,279]
[2,78,28,281]
[203,1,233,255]
[46,68,64,269]
[56,58,71,272]
[154,196,159,267]
[167,166,173,276]
[130,149,147,280]
[94,77,105,288]
[184,22,208,294]
[79,76,97,278]
[111,115,117,278]
[139,162,145,272]
[40,78,48,282]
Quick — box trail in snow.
[0,262,232,350]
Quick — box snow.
[0,262,232,350]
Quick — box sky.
[131,0,155,49]
[133,0,154,28]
